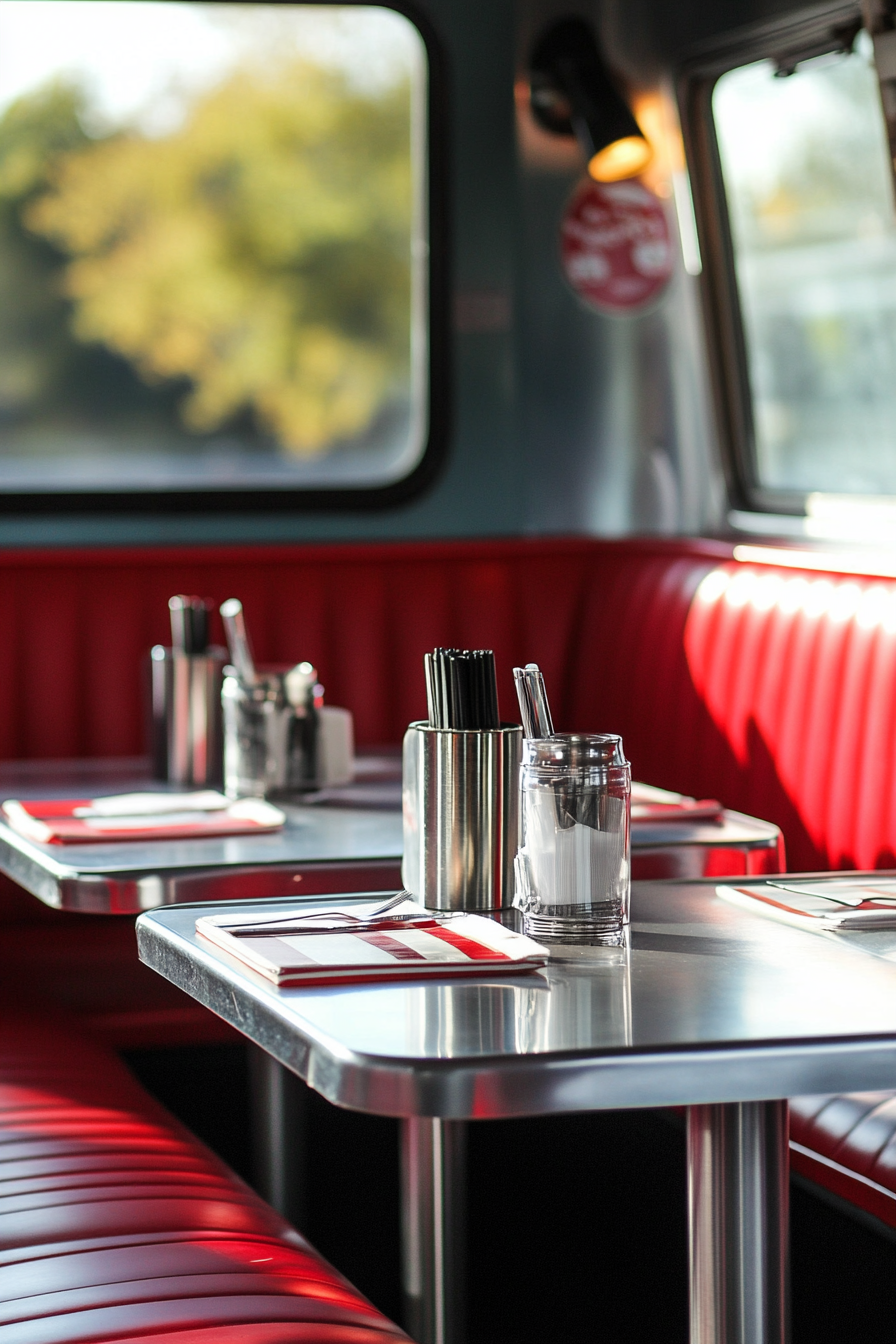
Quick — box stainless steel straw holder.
[402,721,522,912]
[148,646,228,786]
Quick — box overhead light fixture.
[529,16,651,183]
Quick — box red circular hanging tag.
[559,177,674,315]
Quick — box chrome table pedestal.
[250,1048,310,1230]
[688,1102,790,1344]
[401,1117,466,1344]
[401,1102,791,1344]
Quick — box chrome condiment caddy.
[222,662,325,798]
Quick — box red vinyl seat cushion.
[790,1092,896,1230]
[0,1015,408,1343]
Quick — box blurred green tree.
[25,60,412,454]
[0,83,90,425]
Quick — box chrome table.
[630,806,783,878]
[0,758,782,912]
[136,877,896,1344]
[0,756,403,912]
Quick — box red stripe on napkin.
[11,799,91,819]
[423,925,510,960]
[356,931,427,960]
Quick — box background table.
[0,758,782,913]
[137,877,896,1344]
[0,755,403,912]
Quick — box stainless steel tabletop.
[631,809,780,848]
[0,757,783,913]
[136,877,896,1119]
[630,807,783,877]
[0,756,403,913]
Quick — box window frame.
[0,0,449,517]
[678,1,873,517]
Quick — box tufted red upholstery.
[790,1093,896,1230]
[565,552,896,873]
[0,1014,408,1343]
[3,535,896,872]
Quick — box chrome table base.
[401,1117,466,1344]
[249,1049,309,1230]
[688,1101,790,1344]
[400,1102,790,1344]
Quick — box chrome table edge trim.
[135,910,896,1120]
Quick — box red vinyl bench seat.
[789,1093,896,1233]
[0,1014,408,1343]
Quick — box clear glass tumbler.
[514,734,631,945]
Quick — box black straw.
[425,648,500,730]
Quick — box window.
[0,1,432,504]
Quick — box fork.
[221,890,419,937]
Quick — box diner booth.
[1,0,896,1341]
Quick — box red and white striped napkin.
[196,897,549,987]
[1,791,285,844]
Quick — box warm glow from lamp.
[529,19,656,186]
[588,133,652,182]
